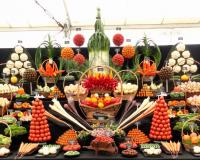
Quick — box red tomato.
[45,124,49,128]
[162,135,167,139]
[158,112,163,116]
[45,128,49,132]
[35,126,40,129]
[160,132,163,136]
[34,138,38,142]
[155,131,159,135]
[39,113,43,117]
[40,133,45,137]
[159,124,163,128]
[40,129,44,133]
[39,137,43,142]
[43,137,47,141]
[40,121,44,125]
[159,116,164,120]
[156,128,161,131]
[30,125,35,130]
[35,130,39,133]
[42,116,46,120]
[156,119,161,123]
[150,130,155,135]
[157,135,162,140]
[161,128,166,132]
[166,135,171,140]
[37,117,42,121]
[35,121,40,125]
[47,136,51,140]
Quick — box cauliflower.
[15,45,23,54]
[177,57,185,65]
[173,65,181,73]
[182,50,190,58]
[3,68,10,76]
[6,60,14,69]
[190,64,198,73]
[168,59,176,66]
[11,53,19,61]
[182,65,190,73]
[19,68,26,76]
[187,57,194,65]
[171,51,180,59]
[20,53,28,62]
[15,61,23,69]
[23,61,31,68]
[10,68,19,76]
[176,42,185,52]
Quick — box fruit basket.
[0,120,12,149]
[63,71,87,101]
[78,65,123,122]
[0,79,12,116]
[37,59,64,84]
[114,70,138,100]
[181,115,200,152]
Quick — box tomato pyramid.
[149,96,172,140]
[28,98,51,142]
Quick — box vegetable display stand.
[63,71,87,101]
[0,120,12,149]
[181,115,200,152]
[0,79,12,116]
[78,65,123,123]
[38,59,64,84]
[114,70,138,100]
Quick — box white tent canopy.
[0,0,200,47]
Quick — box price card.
[126,39,131,42]
[64,40,70,44]
[76,27,81,31]
[18,40,23,44]
[116,27,121,30]
[11,70,15,75]
[97,67,104,72]
[27,62,31,67]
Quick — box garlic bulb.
[182,51,190,58]
[23,61,31,68]
[11,68,19,75]
[173,65,181,73]
[15,61,23,69]
[20,53,28,62]
[171,51,180,59]
[187,57,194,65]
[190,64,198,73]
[11,53,19,61]
[6,60,14,69]
[168,59,176,66]
[19,68,26,76]
[176,43,185,52]
[182,65,190,73]
[3,68,10,76]
[15,45,23,53]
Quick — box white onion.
[15,61,23,69]
[6,60,14,69]
[177,57,185,65]
[3,68,10,76]
[11,53,19,61]
[182,51,190,58]
[187,58,194,65]
[168,59,176,66]
[15,45,23,53]
[20,53,28,61]
[173,65,181,73]
[176,42,185,52]
[171,51,180,59]
[190,64,198,73]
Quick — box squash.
[88,8,110,67]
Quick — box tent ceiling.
[0,0,200,31]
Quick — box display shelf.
[0,151,199,160]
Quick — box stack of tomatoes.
[149,96,172,140]
[28,98,51,142]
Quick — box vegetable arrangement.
[127,129,150,144]
[0,147,10,157]
[38,145,60,156]
[56,130,77,146]
[0,134,11,146]
[29,98,51,142]
[149,96,172,140]
[161,141,181,156]
[4,124,27,137]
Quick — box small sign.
[27,62,31,67]
[97,67,104,72]
[11,70,15,74]
[76,28,81,31]
[64,41,70,44]
[18,40,23,43]
[126,39,131,42]
[116,27,121,31]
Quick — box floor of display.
[1,151,199,160]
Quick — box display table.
[1,151,199,160]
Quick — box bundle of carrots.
[38,59,64,77]
[137,59,157,76]
[161,141,181,156]
[16,142,39,159]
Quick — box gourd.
[88,8,110,66]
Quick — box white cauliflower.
[10,68,19,75]
[3,68,10,76]
[15,45,23,53]
[168,59,176,66]
[6,60,14,69]
[23,61,31,68]
[177,57,185,65]
[20,53,28,62]
[19,68,26,76]
[15,61,23,69]
[182,64,190,73]
[187,57,194,65]
[176,42,185,52]
[182,50,190,58]
[11,53,19,61]
[173,65,181,73]
[171,51,180,59]
[190,64,198,73]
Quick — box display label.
[97,67,104,72]
[64,41,70,44]
[27,62,31,67]
[126,39,131,42]
[11,70,15,74]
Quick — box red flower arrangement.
[113,33,124,46]
[73,34,85,46]
[83,74,118,92]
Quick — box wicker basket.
[0,120,12,148]
[0,79,13,116]
[63,71,87,101]
[181,115,200,152]
[77,65,123,122]
[114,70,138,101]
